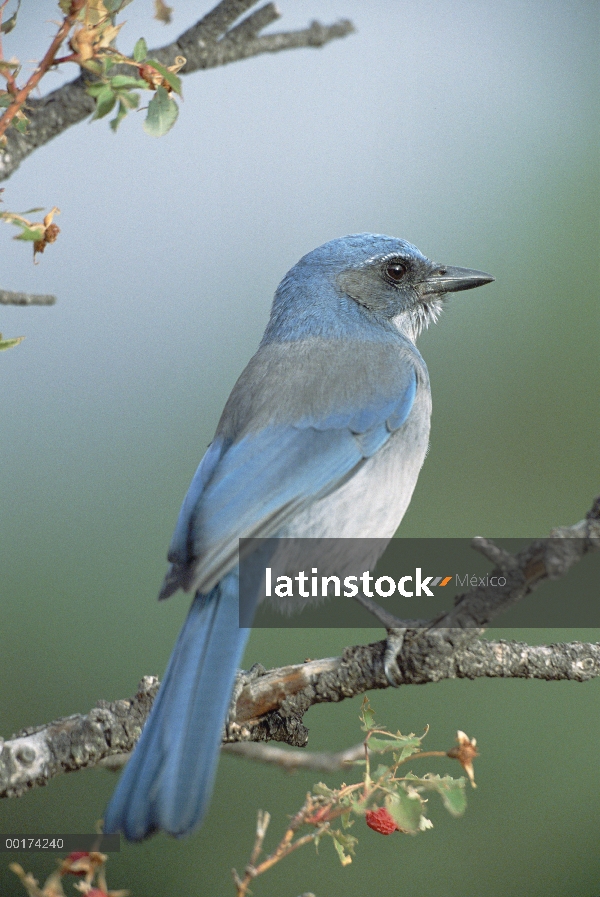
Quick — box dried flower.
[447,730,478,787]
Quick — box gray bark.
[0,0,354,182]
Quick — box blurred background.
[1,1,598,894]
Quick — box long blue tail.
[104,570,249,840]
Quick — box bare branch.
[1,500,598,800]
[225,4,280,42]
[222,740,366,772]
[434,517,600,634]
[0,676,159,799]
[0,288,56,305]
[0,1,354,182]
[471,536,518,571]
[191,0,260,42]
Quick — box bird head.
[334,234,494,340]
[268,234,494,343]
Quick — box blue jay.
[104,234,492,840]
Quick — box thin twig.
[0,1,83,140]
[0,288,56,305]
[223,741,366,771]
[233,795,330,895]
[471,536,518,571]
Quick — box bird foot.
[224,663,267,739]
[384,628,407,686]
[350,592,423,686]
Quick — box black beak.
[419,265,494,296]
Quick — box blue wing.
[160,356,418,599]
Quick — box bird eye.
[385,262,407,283]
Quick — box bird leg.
[224,662,268,739]
[351,591,427,686]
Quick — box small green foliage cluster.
[311,698,469,865]
[234,700,477,894]
[0,0,182,330]
[84,36,184,136]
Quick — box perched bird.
[104,234,493,841]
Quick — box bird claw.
[350,591,423,686]
[384,628,407,686]
[224,663,267,738]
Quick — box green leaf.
[104,0,123,11]
[105,0,135,10]
[313,782,336,798]
[92,85,117,119]
[110,99,128,132]
[83,59,103,76]
[367,733,422,758]
[367,736,400,752]
[0,332,24,351]
[145,58,182,96]
[393,739,423,763]
[1,0,21,34]
[143,86,178,137]
[385,789,424,834]
[331,830,357,866]
[359,697,375,732]
[0,94,12,108]
[1,13,18,35]
[411,773,467,817]
[116,90,139,110]
[14,224,44,241]
[110,75,148,90]
[340,809,354,830]
[86,82,109,98]
[365,736,397,753]
[14,117,28,134]
[349,794,371,814]
[133,37,148,63]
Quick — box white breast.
[278,385,432,541]
[260,385,431,613]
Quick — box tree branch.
[0,288,56,305]
[0,1,354,182]
[222,740,366,772]
[1,499,598,800]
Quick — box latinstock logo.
[240,537,597,629]
[264,567,455,599]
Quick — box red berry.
[365,807,400,835]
